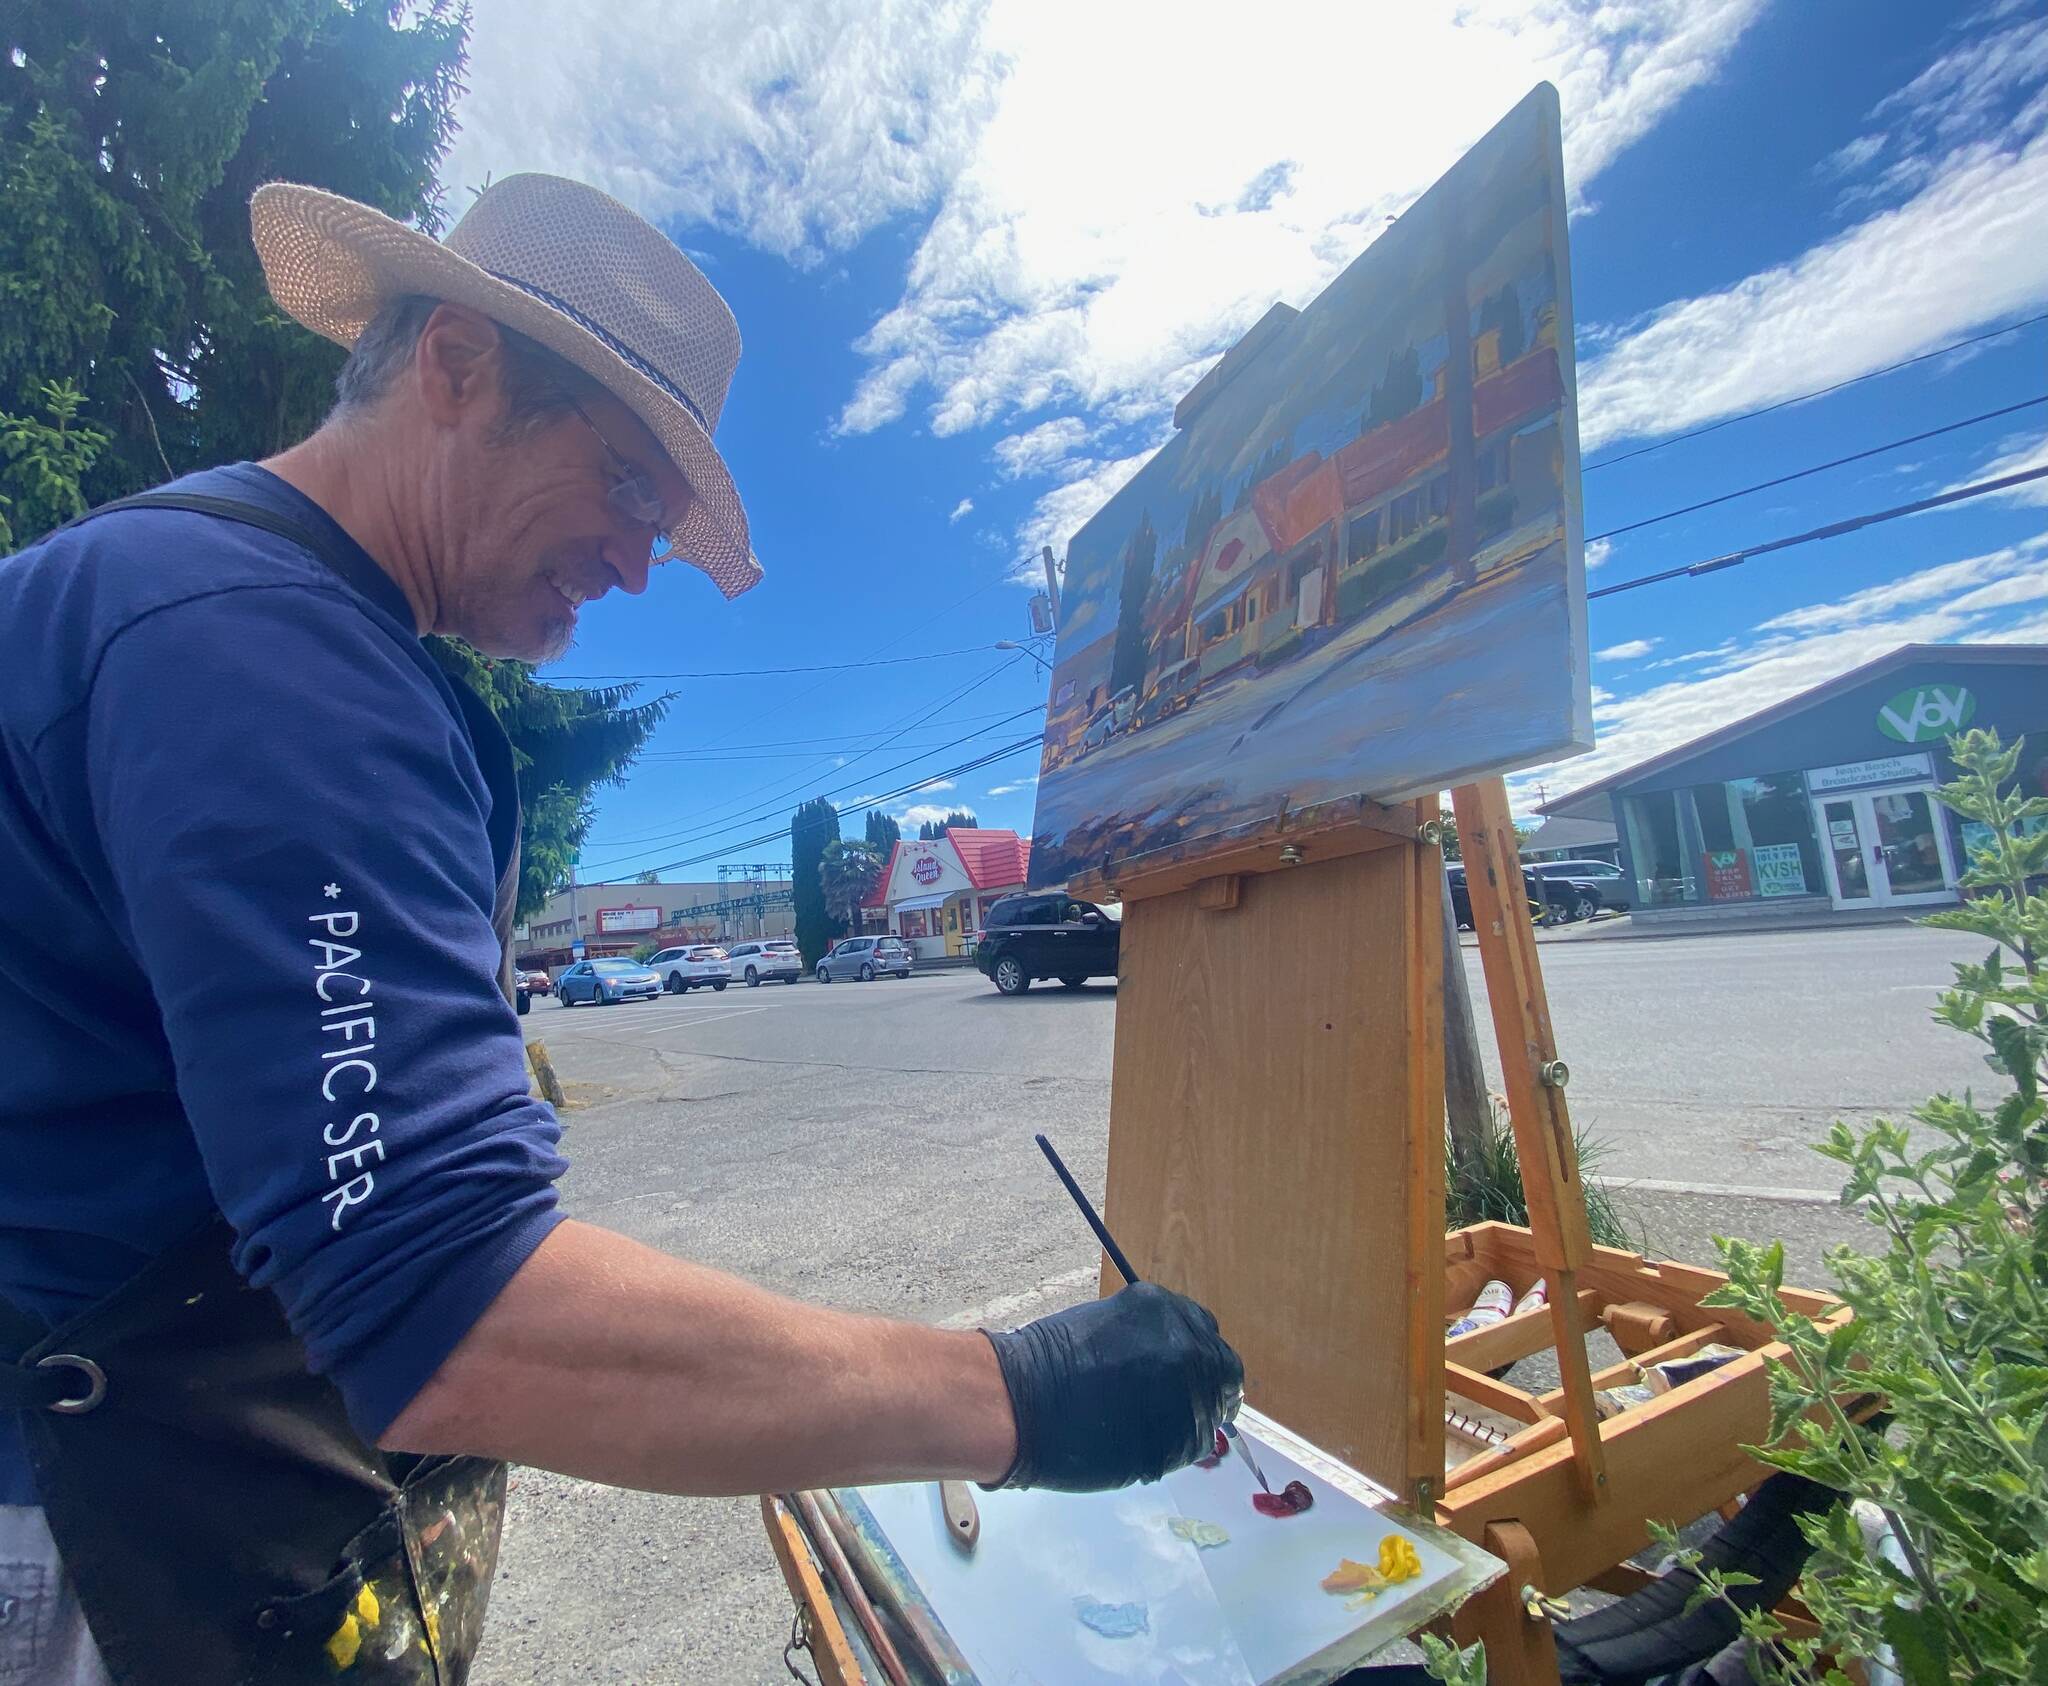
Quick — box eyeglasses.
[568,400,671,550]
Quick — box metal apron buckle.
[35,1354,107,1414]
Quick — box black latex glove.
[982,1281,1244,1492]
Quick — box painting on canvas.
[1027,84,1591,887]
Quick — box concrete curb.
[1595,1175,1852,1206]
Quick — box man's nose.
[604,536,654,596]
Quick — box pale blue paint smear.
[1073,1597,1149,1639]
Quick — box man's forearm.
[379,1219,1017,1494]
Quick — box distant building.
[860,830,1032,960]
[517,872,792,969]
[1539,643,2047,931]
[1517,815,1619,865]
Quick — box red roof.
[947,829,1031,890]
[860,829,1032,907]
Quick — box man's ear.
[413,303,505,426]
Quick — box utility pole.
[1040,545,1062,632]
[568,863,585,959]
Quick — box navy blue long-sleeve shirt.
[0,464,566,1504]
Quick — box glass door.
[1810,787,1958,908]
[1816,797,1875,905]
[1866,787,1956,904]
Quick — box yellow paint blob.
[1377,1535,1423,1584]
[325,1615,361,1670]
[355,1584,381,1627]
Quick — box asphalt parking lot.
[476,922,1980,1684]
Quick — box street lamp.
[995,638,1052,675]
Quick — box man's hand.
[983,1282,1244,1491]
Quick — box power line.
[579,693,1046,874]
[1582,311,2048,473]
[1586,396,2045,545]
[623,735,1045,878]
[599,653,1032,853]
[627,712,1027,755]
[547,635,1048,682]
[1587,466,2048,601]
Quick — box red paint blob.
[1196,1428,1228,1470]
[1251,1481,1314,1518]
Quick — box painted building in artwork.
[1539,644,2048,931]
[859,829,1032,960]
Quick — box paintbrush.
[1032,1132,1271,1494]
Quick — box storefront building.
[1538,643,2047,930]
[861,829,1032,960]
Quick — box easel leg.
[1448,1520,1561,1686]
[1450,779,1608,1503]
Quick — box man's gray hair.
[332,294,605,441]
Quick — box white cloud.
[992,417,1092,480]
[831,0,1766,449]
[948,496,975,522]
[903,778,955,795]
[1517,530,2048,810]
[895,802,971,828]
[1584,537,1614,571]
[986,776,1038,796]
[1580,10,2048,451]
[441,0,999,266]
[1944,428,2048,506]
[1596,638,1660,660]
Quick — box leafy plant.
[1444,1092,1635,1251]
[0,378,107,550]
[1657,728,2048,1685]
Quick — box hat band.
[479,266,712,434]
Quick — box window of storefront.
[900,908,930,939]
[1621,773,1823,906]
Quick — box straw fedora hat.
[249,173,761,598]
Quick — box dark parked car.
[1445,863,1578,929]
[556,958,661,1005]
[976,893,1120,995]
[1528,858,1632,917]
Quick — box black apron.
[1,491,526,1686]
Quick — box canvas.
[841,1407,1500,1685]
[1028,84,1591,887]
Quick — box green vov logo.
[1877,683,1976,744]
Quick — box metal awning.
[890,892,948,913]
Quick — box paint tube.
[1445,1278,1514,1338]
[1511,1280,1548,1317]
[1594,1383,1658,1419]
[1646,1343,1745,1393]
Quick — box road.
[475,921,1981,1683]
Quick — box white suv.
[726,939,803,986]
[647,945,733,993]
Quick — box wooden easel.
[763,774,1841,1684]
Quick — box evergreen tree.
[1,0,466,515]
[3,4,667,926]
[792,797,843,968]
[1108,512,1158,696]
[864,809,900,853]
[425,643,669,920]
[917,809,979,839]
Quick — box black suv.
[1445,862,1581,928]
[975,893,1120,994]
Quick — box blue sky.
[438,0,2047,877]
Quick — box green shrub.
[1654,729,2048,1685]
[1335,523,1449,620]
[1255,628,1304,669]
[1444,1095,1634,1250]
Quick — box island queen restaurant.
[859,829,1032,961]
[1537,643,2048,931]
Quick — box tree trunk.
[1440,864,1490,1195]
